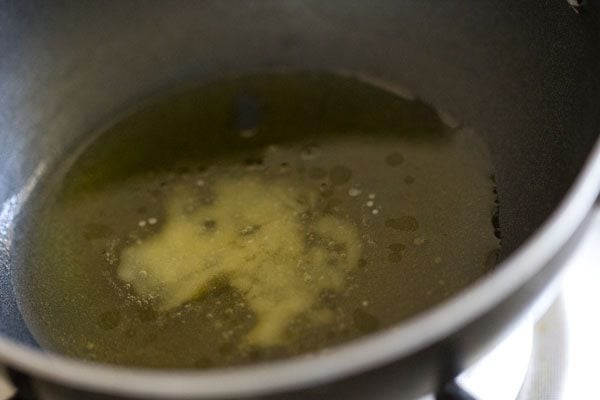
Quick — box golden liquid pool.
[15,72,500,368]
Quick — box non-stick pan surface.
[1,1,600,399]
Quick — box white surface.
[557,210,600,399]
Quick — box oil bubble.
[348,187,362,197]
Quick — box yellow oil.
[15,72,500,368]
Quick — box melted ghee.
[14,72,499,368]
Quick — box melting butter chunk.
[118,176,361,346]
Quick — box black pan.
[1,1,600,399]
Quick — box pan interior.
[1,0,598,377]
[11,72,499,368]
